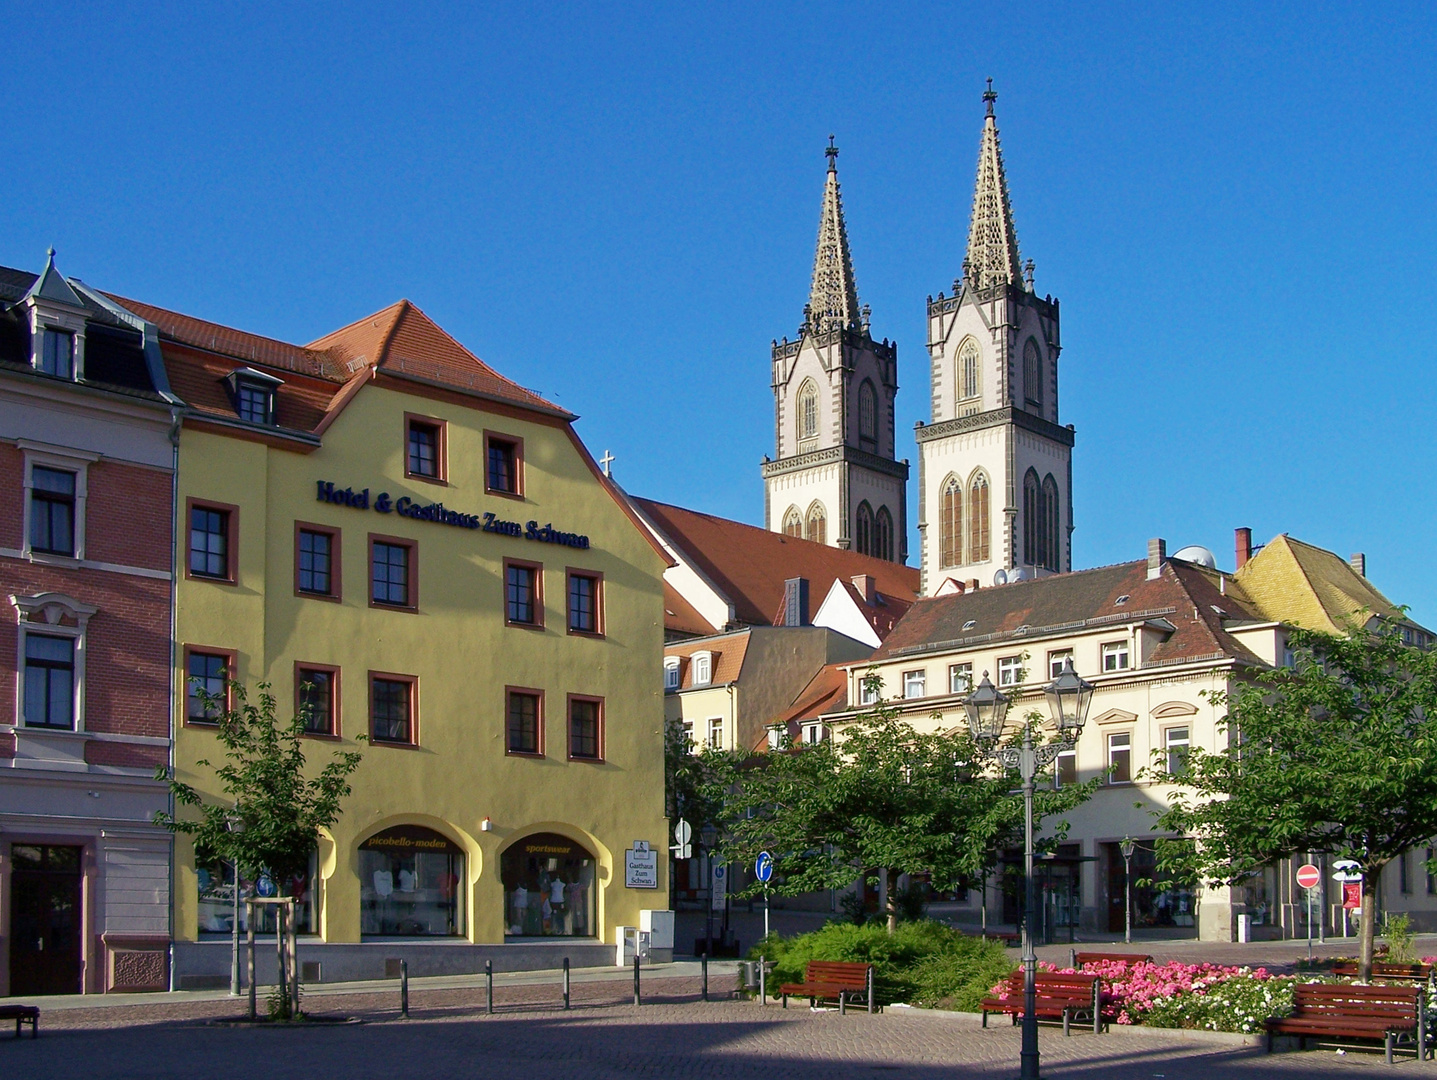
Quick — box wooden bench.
[1266,983,1426,1064]
[0,1004,38,1039]
[780,961,875,1015]
[981,971,1102,1036]
[1330,961,1433,981]
[1070,950,1153,969]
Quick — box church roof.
[964,82,1026,292]
[806,140,863,334]
[1232,534,1413,635]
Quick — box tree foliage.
[664,715,737,842]
[720,678,1100,932]
[1152,624,1437,980]
[155,680,365,882]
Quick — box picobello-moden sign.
[315,480,591,549]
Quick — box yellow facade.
[171,377,669,951]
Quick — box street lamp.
[965,658,1094,1080]
[700,822,720,959]
[225,806,245,997]
[1119,836,1136,946]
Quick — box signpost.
[1296,863,1320,960]
[672,818,692,861]
[755,851,774,941]
[1333,860,1363,938]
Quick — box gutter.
[165,404,180,991]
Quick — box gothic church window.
[855,501,873,556]
[1022,469,1062,572]
[940,476,962,568]
[806,502,826,545]
[858,380,877,452]
[1023,338,1043,412]
[958,339,981,403]
[874,507,893,563]
[968,472,990,563]
[1041,474,1061,572]
[783,506,803,539]
[797,380,819,446]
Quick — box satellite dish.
[1172,545,1218,568]
[992,569,1008,586]
[1009,567,1027,582]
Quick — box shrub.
[1139,974,1299,1034]
[1383,913,1415,963]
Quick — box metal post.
[705,846,714,964]
[288,899,299,1019]
[486,959,493,1014]
[633,954,641,1006]
[563,957,570,1010]
[764,886,770,943]
[1307,885,1314,963]
[1019,724,1040,1080]
[230,860,241,996]
[274,905,286,1017]
[400,959,409,1019]
[1319,853,1327,945]
[246,903,256,1021]
[759,959,766,1006]
[702,952,709,1001]
[1124,852,1132,945]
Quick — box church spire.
[807,136,863,334]
[963,80,1025,291]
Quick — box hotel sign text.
[316,481,591,550]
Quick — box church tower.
[916,84,1074,594]
[762,141,909,562]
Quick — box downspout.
[165,405,181,991]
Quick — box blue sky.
[5,2,1435,620]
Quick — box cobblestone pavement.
[6,975,1420,1079]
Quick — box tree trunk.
[1359,873,1378,983]
[885,869,899,935]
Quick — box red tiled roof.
[634,498,920,628]
[775,662,848,731]
[664,631,750,689]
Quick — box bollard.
[400,959,409,1019]
[486,959,494,1014]
[633,954,641,1006]
[563,957,571,1010]
[701,952,709,1002]
[246,908,256,1022]
[1070,947,1077,970]
[759,959,766,1007]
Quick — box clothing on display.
[359,826,466,937]
[501,833,596,938]
[196,856,317,936]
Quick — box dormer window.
[40,329,75,378]
[664,659,681,692]
[22,250,88,381]
[226,368,283,426]
[691,652,712,687]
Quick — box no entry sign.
[1295,863,1321,890]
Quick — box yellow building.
[123,294,671,983]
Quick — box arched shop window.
[359,826,465,937]
[197,849,317,936]
[502,832,597,938]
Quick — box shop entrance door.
[9,845,83,996]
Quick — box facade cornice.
[761,443,910,481]
[0,366,174,425]
[771,327,896,364]
[927,283,1058,321]
[914,405,1075,447]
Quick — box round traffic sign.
[1296,863,1321,890]
[674,818,692,847]
[755,851,774,884]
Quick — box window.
[1427,847,1434,896]
[566,570,602,635]
[796,380,819,444]
[569,696,602,760]
[39,328,75,378]
[505,560,542,626]
[940,476,962,568]
[692,652,712,687]
[903,670,926,699]
[806,502,826,545]
[859,674,881,705]
[1165,726,1190,776]
[1102,640,1130,672]
[997,655,1023,687]
[1023,469,1042,568]
[371,537,416,609]
[682,719,695,750]
[500,832,593,938]
[29,467,76,556]
[782,506,803,538]
[1023,338,1043,410]
[664,660,680,692]
[1048,650,1074,679]
[23,634,74,729]
[949,663,973,695]
[855,502,872,556]
[1108,732,1132,783]
[361,826,464,937]
[235,382,273,425]
[1041,476,1061,572]
[506,688,542,755]
[296,666,338,736]
[370,675,415,745]
[1400,849,1411,895]
[485,432,523,496]
[708,717,724,749]
[405,415,446,482]
[968,473,990,563]
[186,650,231,724]
[1055,748,1077,788]
[858,380,877,451]
[874,507,893,562]
[802,723,824,745]
[958,339,980,401]
[767,726,784,750]
[188,501,236,581]
[295,525,339,599]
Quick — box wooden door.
[9,845,83,996]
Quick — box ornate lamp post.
[966,658,1093,1080]
[1119,836,1136,946]
[225,806,245,997]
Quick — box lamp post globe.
[1043,657,1094,741]
[963,672,1010,744]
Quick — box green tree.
[1152,625,1437,981]
[721,676,1100,933]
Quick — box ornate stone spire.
[964,81,1025,291]
[807,136,863,334]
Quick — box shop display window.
[359,826,465,937]
[196,851,317,936]
[501,832,596,938]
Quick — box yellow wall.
[173,381,668,945]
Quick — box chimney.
[966,578,980,593]
[1147,538,1166,580]
[1349,553,1366,578]
[783,577,810,627]
[1235,527,1252,570]
[851,574,876,604]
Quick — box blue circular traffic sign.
[755,851,774,884]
